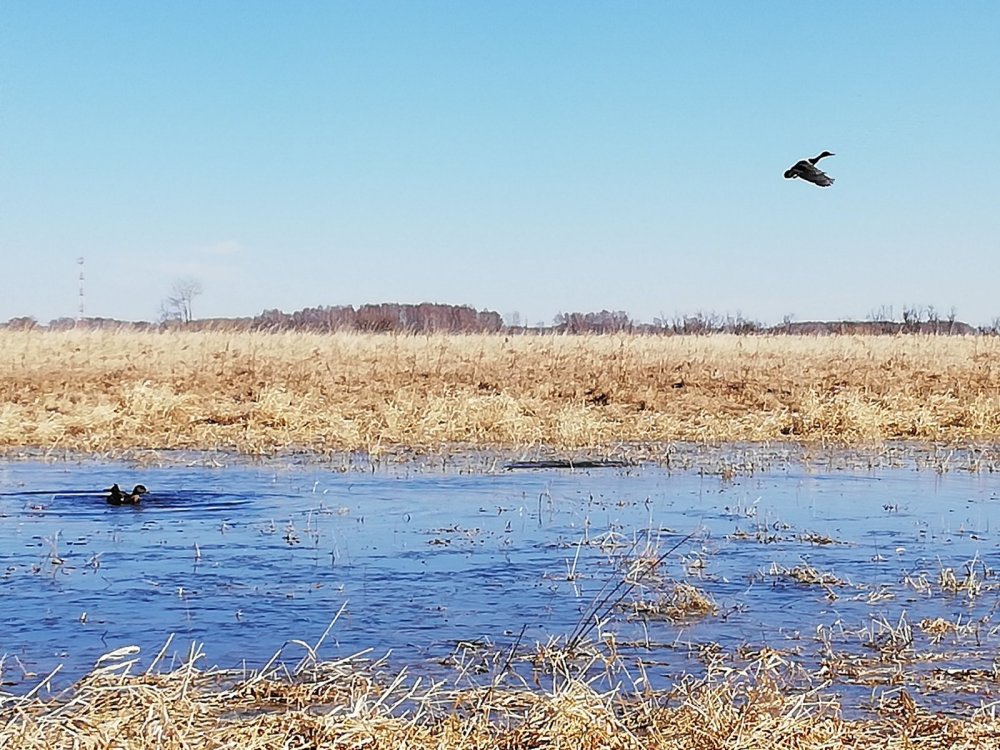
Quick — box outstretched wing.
[801,165,834,187]
[785,161,834,187]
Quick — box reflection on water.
[2,458,999,710]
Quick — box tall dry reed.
[3,642,998,750]
[2,330,999,455]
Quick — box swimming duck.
[784,151,835,187]
[106,484,148,505]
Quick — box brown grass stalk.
[4,330,1000,456]
[5,643,1000,749]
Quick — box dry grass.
[3,330,1000,456]
[628,582,718,622]
[5,643,1000,750]
[768,562,851,588]
[905,556,998,601]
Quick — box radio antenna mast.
[77,257,85,322]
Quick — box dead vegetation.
[905,556,998,601]
[5,640,1000,750]
[3,330,1000,456]
[628,582,718,622]
[768,561,852,588]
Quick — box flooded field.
[2,455,1000,713]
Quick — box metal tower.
[77,257,85,321]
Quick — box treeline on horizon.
[0,302,987,335]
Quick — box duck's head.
[817,151,835,159]
[131,484,148,497]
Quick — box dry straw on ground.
[4,643,1000,750]
[2,330,1000,456]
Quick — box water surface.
[2,458,999,711]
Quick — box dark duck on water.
[106,484,148,505]
[784,151,835,187]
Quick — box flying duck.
[784,151,835,187]
[106,484,148,505]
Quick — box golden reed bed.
[4,645,999,750]
[5,331,1000,746]
[2,330,1000,455]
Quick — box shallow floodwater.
[2,458,1000,710]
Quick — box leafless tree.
[947,306,958,335]
[867,304,895,322]
[160,277,203,323]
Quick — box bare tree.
[867,304,895,322]
[160,277,203,323]
[901,305,921,332]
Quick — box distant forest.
[1,302,986,335]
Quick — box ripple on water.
[1,458,1000,713]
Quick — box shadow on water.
[2,458,1000,714]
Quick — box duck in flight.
[107,484,148,505]
[784,151,835,187]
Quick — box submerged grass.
[628,582,718,622]
[4,330,1000,456]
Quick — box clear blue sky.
[2,2,998,326]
